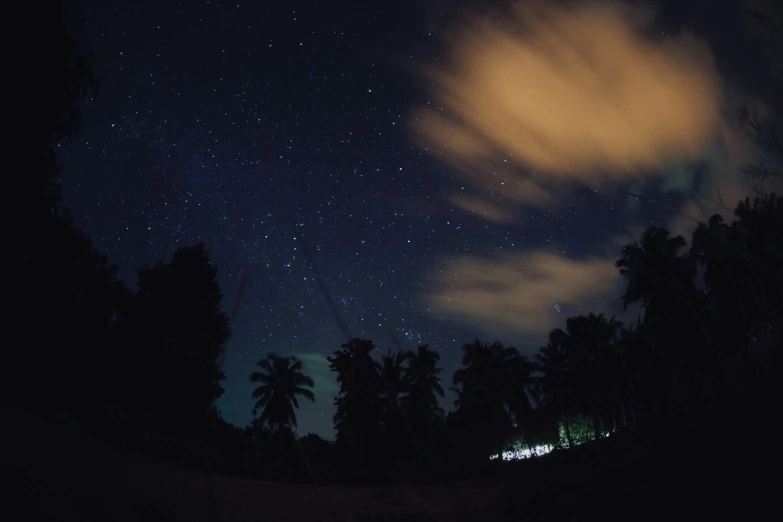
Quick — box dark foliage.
[250,353,315,431]
[18,194,780,487]
[121,243,231,436]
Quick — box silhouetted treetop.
[250,353,315,432]
[131,243,231,431]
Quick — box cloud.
[410,0,729,214]
[296,352,339,398]
[413,0,783,345]
[425,250,622,337]
[663,114,783,239]
[292,352,339,437]
[449,194,517,223]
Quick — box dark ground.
[6,402,776,522]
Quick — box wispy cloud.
[449,194,518,223]
[410,1,777,338]
[411,0,729,214]
[293,352,338,436]
[296,352,339,398]
[425,251,622,337]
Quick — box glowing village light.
[489,444,554,461]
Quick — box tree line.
[245,190,781,482]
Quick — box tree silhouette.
[726,194,782,374]
[250,353,315,431]
[328,338,383,475]
[452,340,535,459]
[373,350,413,477]
[691,213,758,379]
[21,0,102,219]
[129,243,231,434]
[616,227,715,416]
[401,345,445,424]
[400,345,445,466]
[534,329,575,447]
[616,227,696,312]
[379,350,409,422]
[10,0,113,422]
[613,318,653,425]
[736,107,782,182]
[10,211,130,423]
[732,193,783,314]
[563,313,623,439]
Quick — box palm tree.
[452,340,535,455]
[616,226,717,414]
[691,214,757,372]
[733,193,783,264]
[564,313,622,439]
[616,227,697,313]
[249,353,315,432]
[615,318,653,425]
[398,345,445,466]
[727,194,783,377]
[732,194,783,313]
[379,350,409,415]
[378,349,410,454]
[692,215,738,291]
[327,338,382,471]
[402,344,445,423]
[534,329,573,446]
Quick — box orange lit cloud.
[415,1,780,338]
[425,251,621,336]
[411,0,727,213]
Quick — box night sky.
[61,0,781,437]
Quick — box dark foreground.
[8,405,775,522]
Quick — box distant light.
[490,444,553,461]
